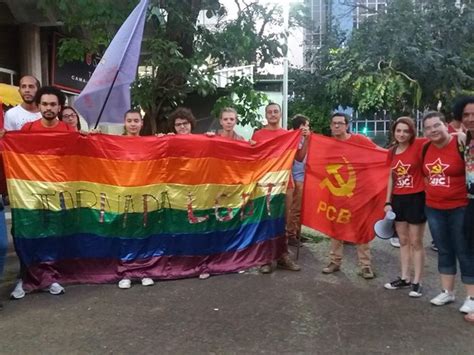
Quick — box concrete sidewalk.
[1,228,473,354]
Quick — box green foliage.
[197,2,284,69]
[325,0,474,114]
[212,77,268,128]
[38,0,136,63]
[288,68,333,135]
[40,0,286,133]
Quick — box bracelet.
[384,202,392,206]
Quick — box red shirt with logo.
[387,138,426,195]
[21,119,72,132]
[252,127,287,142]
[423,137,468,209]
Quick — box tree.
[38,0,286,133]
[326,0,474,115]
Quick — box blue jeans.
[0,208,8,282]
[425,206,474,284]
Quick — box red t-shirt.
[423,137,468,209]
[387,138,426,195]
[346,134,377,148]
[21,119,72,132]
[251,127,287,142]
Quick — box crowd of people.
[0,75,473,326]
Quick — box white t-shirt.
[4,105,42,131]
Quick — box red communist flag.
[302,134,389,243]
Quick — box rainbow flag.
[3,131,299,290]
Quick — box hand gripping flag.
[301,134,389,243]
[74,0,148,127]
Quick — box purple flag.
[75,0,148,126]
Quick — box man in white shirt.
[4,75,42,131]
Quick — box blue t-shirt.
[292,138,306,182]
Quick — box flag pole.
[91,0,148,129]
[93,69,120,129]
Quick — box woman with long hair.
[384,117,426,297]
[59,106,81,131]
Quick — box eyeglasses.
[331,121,346,126]
[175,122,190,127]
[62,114,77,119]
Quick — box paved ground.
[1,225,473,354]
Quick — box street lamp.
[282,2,289,129]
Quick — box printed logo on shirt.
[392,160,413,188]
[425,158,450,187]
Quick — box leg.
[356,243,371,268]
[292,181,304,238]
[395,221,411,281]
[425,207,457,284]
[323,238,343,273]
[285,186,295,240]
[426,207,457,305]
[451,204,474,312]
[329,238,343,266]
[408,222,425,284]
[0,209,7,282]
[457,203,474,287]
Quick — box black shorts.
[392,191,426,224]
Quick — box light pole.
[282,2,289,129]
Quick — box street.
[1,227,473,354]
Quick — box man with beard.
[4,75,42,131]
[21,86,71,132]
[10,86,70,300]
[251,103,308,274]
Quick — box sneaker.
[384,277,411,290]
[118,279,132,289]
[141,278,154,286]
[260,264,273,274]
[431,241,438,252]
[430,290,455,306]
[322,262,340,274]
[198,273,210,280]
[459,297,474,313]
[277,255,301,271]
[409,283,423,297]
[358,267,375,280]
[49,282,65,295]
[390,237,400,248]
[10,280,25,300]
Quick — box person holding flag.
[321,113,378,279]
[117,109,155,289]
[251,102,308,274]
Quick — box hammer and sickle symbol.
[319,157,357,197]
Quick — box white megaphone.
[374,211,396,239]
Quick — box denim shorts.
[425,205,474,284]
